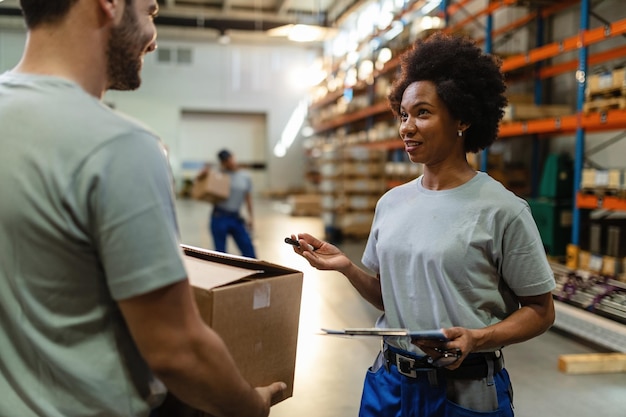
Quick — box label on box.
[589,254,603,272]
[253,282,271,309]
[598,73,613,89]
[594,170,609,187]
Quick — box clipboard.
[321,328,449,341]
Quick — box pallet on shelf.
[584,68,626,112]
[586,67,626,97]
[502,103,573,121]
[286,194,322,217]
[583,96,626,113]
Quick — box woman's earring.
[457,130,463,137]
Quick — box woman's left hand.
[411,327,476,370]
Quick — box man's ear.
[98,0,121,22]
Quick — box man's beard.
[106,7,143,91]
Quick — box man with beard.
[0,1,285,416]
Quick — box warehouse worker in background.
[0,1,284,416]
[290,32,555,417]
[209,149,257,258]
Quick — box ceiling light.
[267,24,331,43]
[288,24,327,42]
[218,31,230,45]
[266,24,294,37]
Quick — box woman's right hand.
[290,233,352,273]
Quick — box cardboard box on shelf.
[287,193,322,216]
[578,250,591,271]
[601,255,621,276]
[586,67,626,96]
[191,169,230,203]
[159,245,303,415]
[502,103,572,122]
[566,244,580,270]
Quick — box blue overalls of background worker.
[210,149,256,258]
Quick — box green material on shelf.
[539,153,574,199]
[527,197,573,256]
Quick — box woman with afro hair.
[290,32,555,416]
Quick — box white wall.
[0,26,318,194]
[110,38,319,194]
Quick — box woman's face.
[398,81,464,167]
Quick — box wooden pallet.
[586,85,626,101]
[559,353,626,374]
[579,187,622,197]
[583,96,626,113]
[586,68,626,98]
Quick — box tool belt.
[384,346,503,380]
[212,206,241,218]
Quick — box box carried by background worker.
[191,167,230,203]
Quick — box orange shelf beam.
[502,17,626,73]
[499,114,579,137]
[312,101,391,133]
[604,196,626,211]
[576,193,626,211]
[577,193,601,210]
[538,45,626,79]
[579,109,626,132]
[499,109,626,138]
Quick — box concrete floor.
[176,197,626,417]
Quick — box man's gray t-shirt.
[362,172,556,353]
[0,73,187,416]
[215,169,252,214]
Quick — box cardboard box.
[586,68,626,96]
[601,256,621,276]
[566,244,580,269]
[158,245,303,415]
[191,169,230,203]
[502,103,572,121]
[287,193,322,216]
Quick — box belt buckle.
[395,355,417,378]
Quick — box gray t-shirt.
[215,169,252,214]
[0,73,187,416]
[362,172,556,353]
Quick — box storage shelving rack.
[307,0,626,349]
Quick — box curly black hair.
[388,32,507,153]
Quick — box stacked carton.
[319,146,386,240]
